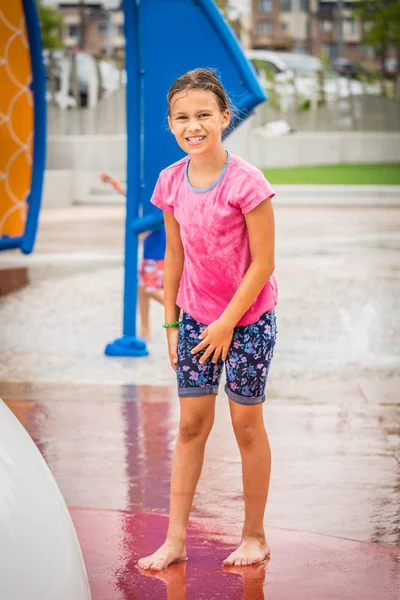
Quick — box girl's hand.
[167,327,179,372]
[191,318,234,364]
[99,171,113,184]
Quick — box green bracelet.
[162,320,181,329]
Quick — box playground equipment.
[0,0,267,357]
[0,3,90,597]
[0,400,91,599]
[105,0,268,357]
[0,0,46,253]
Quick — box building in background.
[250,0,375,63]
[313,0,374,63]
[54,1,375,65]
[57,1,124,58]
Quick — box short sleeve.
[234,169,275,215]
[150,172,174,213]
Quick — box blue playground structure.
[105,0,267,357]
[0,0,267,358]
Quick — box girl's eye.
[199,113,210,118]
[177,116,187,120]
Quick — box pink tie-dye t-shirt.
[151,151,278,326]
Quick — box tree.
[36,0,63,49]
[214,0,243,39]
[355,0,400,73]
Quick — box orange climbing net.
[0,1,33,239]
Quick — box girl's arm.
[111,179,126,196]
[99,172,127,196]
[219,197,275,328]
[192,197,275,364]
[163,211,185,371]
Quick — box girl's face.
[168,89,230,157]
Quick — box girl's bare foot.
[223,537,270,567]
[137,539,187,571]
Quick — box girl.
[99,172,165,341]
[138,68,277,571]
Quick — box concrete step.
[73,193,125,206]
[0,266,29,296]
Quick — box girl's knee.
[178,413,213,443]
[232,417,263,447]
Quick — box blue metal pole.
[105,0,147,357]
[20,0,47,255]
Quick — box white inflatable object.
[0,400,91,600]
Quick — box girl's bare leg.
[223,399,271,566]
[138,394,216,571]
[148,289,164,304]
[138,285,150,340]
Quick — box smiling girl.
[138,68,278,571]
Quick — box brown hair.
[167,68,231,115]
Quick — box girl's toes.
[150,559,163,571]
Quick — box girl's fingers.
[198,328,208,341]
[199,345,216,365]
[191,337,210,355]
[212,348,222,364]
[170,354,178,372]
[222,346,229,361]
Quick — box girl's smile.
[185,135,206,146]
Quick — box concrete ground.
[1,200,399,598]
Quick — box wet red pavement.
[71,509,400,600]
[2,381,400,599]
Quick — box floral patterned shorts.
[139,259,164,291]
[177,310,277,405]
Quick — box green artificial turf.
[262,163,400,185]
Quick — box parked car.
[246,49,288,75]
[332,58,373,80]
[382,58,398,80]
[246,49,323,77]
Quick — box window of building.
[343,19,357,36]
[280,0,291,11]
[258,21,273,34]
[320,20,332,33]
[117,24,124,36]
[68,24,80,38]
[98,23,109,35]
[280,22,288,32]
[323,43,338,59]
[259,0,272,12]
[300,0,309,11]
[319,3,333,17]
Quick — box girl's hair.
[167,68,231,115]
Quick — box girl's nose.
[187,119,201,131]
